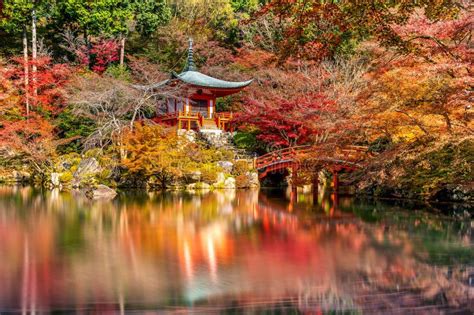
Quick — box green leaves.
[132,0,170,36]
[0,0,34,33]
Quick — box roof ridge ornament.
[185,38,197,72]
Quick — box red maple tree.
[235,94,335,148]
[0,57,70,156]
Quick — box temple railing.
[155,111,203,130]
[215,112,233,131]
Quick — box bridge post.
[312,171,319,193]
[332,170,339,193]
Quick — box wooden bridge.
[255,144,371,191]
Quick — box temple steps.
[200,118,219,130]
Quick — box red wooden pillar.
[330,193,339,217]
[332,170,339,193]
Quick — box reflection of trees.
[0,187,471,313]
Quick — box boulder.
[177,129,197,142]
[0,146,17,159]
[51,172,60,187]
[188,171,201,183]
[216,172,226,184]
[72,158,101,188]
[86,184,117,200]
[247,172,260,188]
[224,177,236,189]
[217,161,233,173]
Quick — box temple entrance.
[191,99,209,117]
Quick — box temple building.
[149,39,252,132]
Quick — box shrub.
[59,171,74,184]
[233,160,249,176]
[201,166,221,184]
[235,174,250,188]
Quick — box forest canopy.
[0,0,472,199]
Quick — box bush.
[369,136,392,153]
[235,174,250,188]
[233,160,249,176]
[59,171,74,184]
[200,165,221,184]
[105,65,132,82]
[233,131,258,151]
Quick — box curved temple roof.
[172,70,253,89]
[135,38,252,92]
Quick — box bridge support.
[332,170,339,193]
[312,172,319,193]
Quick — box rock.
[248,172,260,188]
[224,177,236,189]
[72,158,101,188]
[75,158,101,176]
[200,131,233,148]
[216,172,225,184]
[12,171,31,183]
[217,161,233,173]
[186,182,211,190]
[188,171,201,183]
[86,184,117,200]
[51,172,60,187]
[177,129,197,142]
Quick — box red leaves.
[0,56,71,153]
[89,39,120,74]
[235,93,334,147]
[6,56,71,112]
[67,38,120,74]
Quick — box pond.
[0,186,472,313]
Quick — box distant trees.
[253,0,463,62]
[52,0,170,67]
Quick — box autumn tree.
[361,5,473,142]
[67,71,181,157]
[0,57,70,170]
[236,94,334,148]
[252,0,462,62]
[122,124,229,187]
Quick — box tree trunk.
[31,7,38,104]
[442,112,453,133]
[120,36,126,67]
[22,27,30,118]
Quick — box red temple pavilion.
[150,39,252,132]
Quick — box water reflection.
[0,186,472,313]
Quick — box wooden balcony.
[155,111,235,131]
[154,111,203,130]
[215,112,234,131]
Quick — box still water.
[0,186,472,314]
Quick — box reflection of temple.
[0,187,471,313]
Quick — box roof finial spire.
[185,37,196,72]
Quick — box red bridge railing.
[255,145,370,171]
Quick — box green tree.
[131,0,170,36]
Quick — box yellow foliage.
[122,124,228,185]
